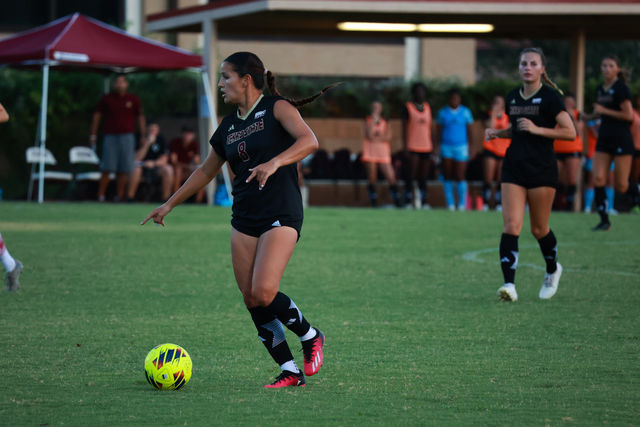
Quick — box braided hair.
[223,52,339,108]
[520,47,564,96]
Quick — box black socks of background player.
[367,184,378,207]
[537,230,558,274]
[368,184,402,207]
[500,233,519,284]
[566,185,577,210]
[594,186,610,224]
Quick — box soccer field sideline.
[1,202,639,425]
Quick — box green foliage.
[1,203,639,425]
[0,69,199,199]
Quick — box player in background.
[628,94,640,212]
[481,95,510,211]
[583,119,617,213]
[436,89,474,211]
[362,101,401,207]
[0,103,24,291]
[142,52,331,388]
[402,83,433,208]
[553,93,583,211]
[585,55,634,230]
[485,47,575,302]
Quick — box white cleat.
[539,263,562,300]
[497,283,518,302]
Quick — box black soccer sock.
[248,306,295,367]
[404,180,414,204]
[616,191,631,212]
[265,292,312,338]
[566,185,577,210]
[537,230,558,274]
[499,233,519,284]
[628,182,640,206]
[594,186,610,223]
[495,188,502,206]
[389,184,402,207]
[367,184,378,207]
[482,183,492,204]
[418,180,428,204]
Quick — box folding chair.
[68,146,114,200]
[26,146,73,201]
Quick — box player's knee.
[615,181,628,193]
[530,225,548,240]
[593,174,607,187]
[503,219,522,235]
[251,286,277,307]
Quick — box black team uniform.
[210,95,324,387]
[593,79,634,229]
[499,85,563,287]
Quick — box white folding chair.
[26,146,73,201]
[69,146,102,181]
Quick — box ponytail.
[520,47,564,95]
[542,72,564,96]
[602,54,626,84]
[265,69,341,108]
[223,52,339,109]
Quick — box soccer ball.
[144,343,192,390]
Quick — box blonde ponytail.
[542,72,564,96]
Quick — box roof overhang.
[147,0,640,39]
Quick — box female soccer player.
[553,93,583,211]
[485,47,576,302]
[142,52,327,388]
[482,95,510,210]
[362,101,401,207]
[587,55,634,230]
[436,89,474,211]
[402,83,433,208]
[0,104,23,291]
[628,94,640,211]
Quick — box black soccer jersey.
[210,95,302,223]
[596,79,632,138]
[504,85,565,177]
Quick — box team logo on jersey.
[532,98,542,104]
[226,119,264,145]
[255,110,266,119]
[228,124,234,131]
[509,105,540,116]
[510,99,516,104]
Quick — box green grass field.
[1,202,639,426]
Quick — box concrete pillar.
[404,37,421,81]
[202,18,220,203]
[202,18,218,137]
[569,27,587,212]
[125,0,143,36]
[570,28,587,112]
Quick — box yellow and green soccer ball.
[144,343,192,390]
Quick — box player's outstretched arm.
[0,103,9,123]
[141,150,225,226]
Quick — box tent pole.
[201,70,232,201]
[37,63,50,204]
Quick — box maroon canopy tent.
[0,12,203,71]
[0,13,226,202]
